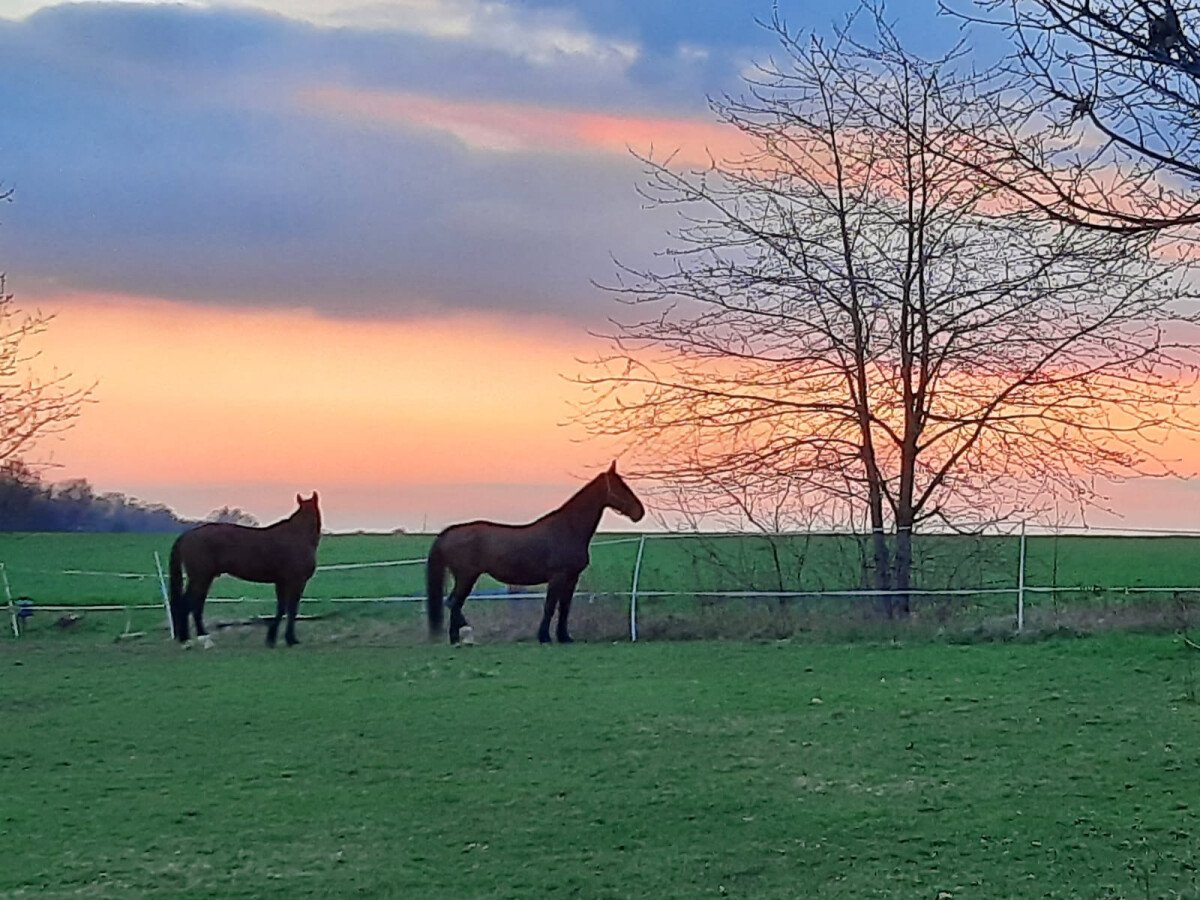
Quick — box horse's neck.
[276,511,320,546]
[551,477,606,541]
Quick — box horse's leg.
[173,578,192,644]
[192,577,215,649]
[537,590,559,644]
[447,573,479,645]
[182,575,214,648]
[552,573,580,644]
[266,583,286,648]
[283,581,303,647]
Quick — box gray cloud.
[0,2,731,321]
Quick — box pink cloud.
[300,85,754,167]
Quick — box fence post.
[1017,523,1027,634]
[629,534,646,642]
[2,563,16,639]
[154,551,174,639]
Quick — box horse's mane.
[531,471,606,526]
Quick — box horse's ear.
[311,491,319,504]
[296,493,303,505]
[608,460,617,475]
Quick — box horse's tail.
[168,535,186,641]
[425,537,446,635]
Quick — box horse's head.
[602,461,645,522]
[295,492,322,535]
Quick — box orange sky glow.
[24,290,1200,534]
[28,294,621,531]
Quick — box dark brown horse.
[426,462,645,644]
[169,493,322,648]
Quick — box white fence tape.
[315,559,425,571]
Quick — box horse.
[168,493,322,648]
[426,462,645,645]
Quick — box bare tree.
[948,0,1200,232]
[1,190,93,471]
[576,6,1200,611]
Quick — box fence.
[5,526,1200,640]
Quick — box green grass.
[2,630,1198,897]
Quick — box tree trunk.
[867,468,893,614]
[892,524,913,618]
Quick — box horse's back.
[436,520,586,585]
[179,522,316,583]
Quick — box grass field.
[2,629,1198,898]
[4,531,1200,643]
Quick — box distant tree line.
[0,460,258,532]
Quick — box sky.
[3,0,1198,533]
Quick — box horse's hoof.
[181,640,193,650]
[197,635,215,650]
[557,633,575,644]
[458,626,475,646]
[265,636,277,648]
[537,630,552,644]
[285,636,300,647]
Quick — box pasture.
[2,631,1198,897]
[4,531,1200,642]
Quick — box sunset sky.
[3,0,1199,532]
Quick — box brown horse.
[426,462,645,644]
[169,493,322,648]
